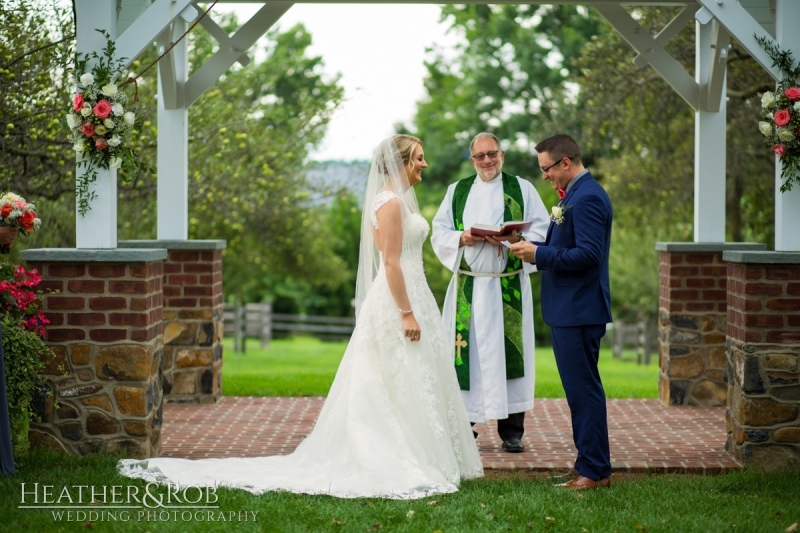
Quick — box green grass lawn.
[223,336,659,398]
[2,449,798,532]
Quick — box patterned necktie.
[557,188,566,200]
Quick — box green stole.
[452,172,526,391]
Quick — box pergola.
[72,0,799,251]
[19,1,799,468]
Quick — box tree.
[0,0,76,254]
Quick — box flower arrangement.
[1,262,55,457]
[66,30,144,215]
[756,35,800,192]
[550,204,571,226]
[0,192,42,254]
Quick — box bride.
[118,135,484,499]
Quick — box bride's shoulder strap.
[370,190,400,229]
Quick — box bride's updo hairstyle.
[377,134,422,176]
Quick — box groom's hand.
[509,241,537,263]
[460,229,484,247]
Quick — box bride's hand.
[402,313,421,342]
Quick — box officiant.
[431,132,549,453]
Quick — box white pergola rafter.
[73,0,799,251]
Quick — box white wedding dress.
[118,197,484,499]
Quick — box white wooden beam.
[595,3,699,110]
[194,1,252,68]
[773,0,800,251]
[633,6,697,68]
[704,19,730,112]
[695,0,780,81]
[694,19,726,242]
[75,0,119,248]
[185,1,294,107]
[115,0,195,70]
[157,17,190,240]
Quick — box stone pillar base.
[724,251,800,470]
[656,243,765,406]
[119,240,226,404]
[21,248,167,458]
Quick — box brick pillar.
[20,249,167,458]
[724,251,800,470]
[656,243,766,406]
[119,240,226,403]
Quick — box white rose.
[66,113,78,128]
[112,103,124,116]
[95,125,107,135]
[778,128,795,142]
[759,121,773,137]
[761,91,775,108]
[551,206,563,219]
[110,157,122,169]
[103,118,114,129]
[73,141,85,153]
[123,111,135,125]
[108,135,122,147]
[80,103,92,117]
[101,83,117,97]
[795,101,800,112]
[79,73,94,85]
[1,193,22,202]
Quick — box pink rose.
[81,123,95,137]
[73,94,84,112]
[774,109,791,127]
[772,144,787,157]
[95,138,108,150]
[93,99,112,119]
[784,87,800,101]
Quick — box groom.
[510,134,613,490]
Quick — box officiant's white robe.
[431,175,549,422]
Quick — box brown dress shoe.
[557,475,611,490]
[548,468,580,483]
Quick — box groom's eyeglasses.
[470,150,502,161]
[540,157,570,175]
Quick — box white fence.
[223,303,355,352]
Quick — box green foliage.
[222,337,657,399]
[1,315,52,456]
[407,5,607,186]
[0,0,75,250]
[2,448,799,532]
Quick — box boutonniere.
[550,204,571,226]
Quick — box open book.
[469,220,532,237]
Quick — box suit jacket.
[533,172,613,327]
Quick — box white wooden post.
[774,0,800,251]
[74,0,118,248]
[157,18,190,240]
[694,18,727,242]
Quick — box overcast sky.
[217,3,459,161]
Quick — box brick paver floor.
[161,397,740,474]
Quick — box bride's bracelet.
[399,308,414,316]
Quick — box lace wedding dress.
[118,194,484,499]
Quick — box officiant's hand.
[509,241,537,263]
[460,229,484,247]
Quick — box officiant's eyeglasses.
[540,157,571,175]
[470,150,502,161]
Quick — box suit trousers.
[551,324,611,480]
[471,411,526,440]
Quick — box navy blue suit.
[533,172,612,480]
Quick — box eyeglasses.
[540,157,569,175]
[470,150,502,161]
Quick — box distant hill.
[305,160,370,205]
